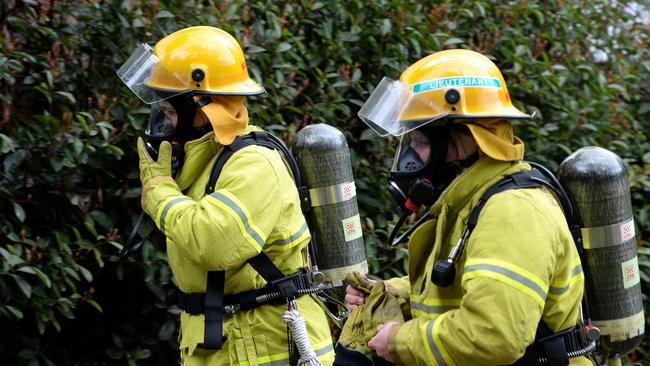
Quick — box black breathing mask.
[144,93,211,173]
[387,124,480,247]
[388,125,452,213]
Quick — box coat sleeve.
[141,147,282,270]
[391,189,562,366]
[385,276,411,301]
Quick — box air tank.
[558,147,644,360]
[292,123,368,289]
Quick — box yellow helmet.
[149,26,264,95]
[400,49,527,121]
[358,49,529,137]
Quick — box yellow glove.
[137,137,172,185]
[337,272,406,363]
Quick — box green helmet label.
[412,76,502,94]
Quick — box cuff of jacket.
[384,276,411,300]
[141,176,179,217]
[393,320,419,365]
[387,323,403,365]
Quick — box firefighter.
[118,26,334,365]
[341,49,591,366]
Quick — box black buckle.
[538,326,582,366]
[298,187,311,213]
[271,270,308,300]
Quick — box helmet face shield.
[116,43,190,104]
[358,77,449,137]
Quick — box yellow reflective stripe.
[550,259,583,288]
[464,259,548,308]
[422,312,456,366]
[235,341,334,366]
[207,191,265,249]
[157,197,194,235]
[549,266,584,300]
[410,295,461,317]
[265,222,310,249]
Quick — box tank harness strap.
[178,270,312,314]
[203,270,225,350]
[455,168,589,365]
[198,132,303,350]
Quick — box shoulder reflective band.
[581,218,635,249]
[308,181,356,207]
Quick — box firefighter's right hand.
[344,272,376,310]
[137,137,172,186]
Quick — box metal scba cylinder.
[292,123,368,287]
[558,147,644,358]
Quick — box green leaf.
[0,133,17,153]
[106,348,123,359]
[135,348,152,359]
[54,91,76,104]
[11,274,32,298]
[89,210,113,230]
[17,266,52,288]
[77,264,93,282]
[155,10,174,18]
[276,42,292,52]
[246,45,266,54]
[4,305,23,319]
[85,299,104,313]
[12,202,26,222]
[63,267,81,281]
[157,320,176,341]
[443,38,465,46]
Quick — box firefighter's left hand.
[368,321,400,363]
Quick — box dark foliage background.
[0,0,648,365]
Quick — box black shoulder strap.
[205,132,276,195]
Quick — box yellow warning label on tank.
[622,256,640,289]
[342,214,363,241]
[594,311,645,342]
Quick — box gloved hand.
[345,273,376,310]
[336,272,406,365]
[137,137,172,185]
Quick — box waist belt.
[178,270,312,315]
[514,323,593,366]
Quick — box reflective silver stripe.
[582,218,635,249]
[309,181,356,207]
[412,302,459,315]
[549,265,583,295]
[267,223,309,247]
[159,197,193,234]
[426,318,448,366]
[257,343,334,366]
[549,285,569,295]
[571,264,583,277]
[464,264,547,301]
[210,192,265,248]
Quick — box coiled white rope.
[282,307,323,366]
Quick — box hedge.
[0,1,648,365]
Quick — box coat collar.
[431,156,524,216]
